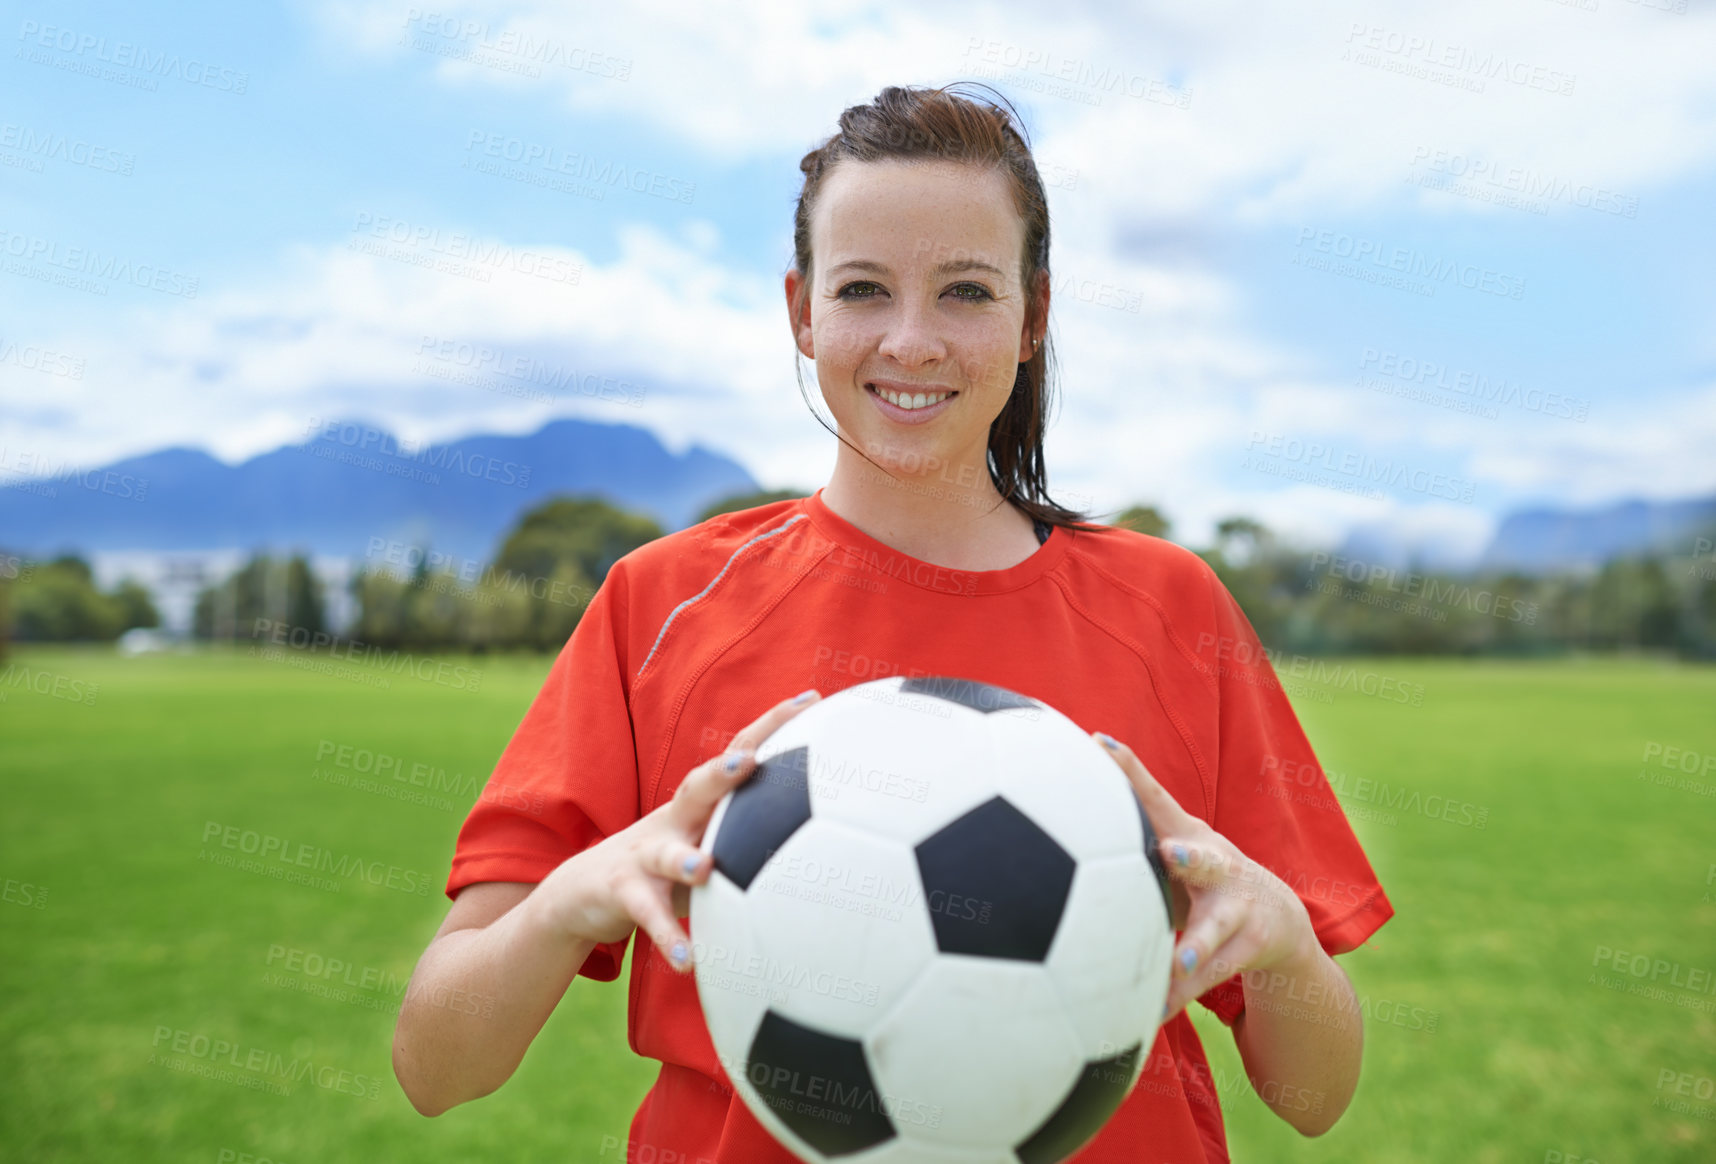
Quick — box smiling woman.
[784,83,1082,571]
[392,83,1392,1164]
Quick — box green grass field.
[1,646,1712,1162]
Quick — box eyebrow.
[826,258,1008,280]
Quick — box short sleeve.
[445,573,643,982]
[1193,567,1394,1025]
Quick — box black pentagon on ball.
[899,675,1039,714]
[914,795,1075,961]
[1133,791,1174,926]
[711,745,812,891]
[745,1009,897,1156]
[1013,1041,1143,1164]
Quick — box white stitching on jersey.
[635,513,810,681]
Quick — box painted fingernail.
[670,941,688,966]
[1178,947,1198,974]
[1171,843,1190,867]
[723,749,749,774]
[792,688,817,705]
[1094,732,1119,749]
[682,854,700,876]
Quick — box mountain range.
[4,418,1712,575]
[1477,494,1716,572]
[1338,492,1716,574]
[0,417,757,564]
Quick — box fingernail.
[1178,947,1198,974]
[682,854,700,876]
[792,688,817,705]
[1094,731,1119,749]
[670,941,688,966]
[1161,1003,1170,1023]
[723,749,749,774]
[1171,843,1189,867]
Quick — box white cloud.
[315,0,961,156]
[1462,383,1716,504]
[0,222,804,470]
[6,196,1709,546]
[6,0,1712,556]
[316,0,1716,224]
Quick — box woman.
[392,84,1393,1164]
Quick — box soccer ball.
[690,676,1174,1164]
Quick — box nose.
[876,299,946,368]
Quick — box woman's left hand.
[1092,731,1320,1020]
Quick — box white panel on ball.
[984,710,1145,864]
[1043,854,1169,1060]
[744,817,939,1037]
[866,959,1083,1151]
[690,868,773,1073]
[784,680,1002,846]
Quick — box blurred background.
[2,1,1712,1161]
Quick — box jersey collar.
[799,487,1071,597]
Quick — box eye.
[837,281,883,300]
[946,282,994,301]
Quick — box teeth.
[876,387,949,411]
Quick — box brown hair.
[789,82,1096,532]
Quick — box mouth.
[865,382,958,423]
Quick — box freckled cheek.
[959,340,1021,392]
[814,319,879,372]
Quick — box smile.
[865,382,957,419]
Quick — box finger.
[647,838,712,887]
[666,690,821,829]
[1090,731,1195,835]
[1157,837,1239,891]
[1165,931,1264,1019]
[665,744,758,832]
[613,875,692,972]
[1166,900,1249,1012]
[728,687,821,756]
[1169,844,1296,919]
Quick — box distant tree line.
[328,491,802,652]
[1116,507,1716,660]
[0,555,158,651]
[340,496,663,652]
[192,554,327,640]
[4,492,1712,659]
[317,490,802,652]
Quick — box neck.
[821,442,1040,571]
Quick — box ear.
[783,269,815,360]
[1016,267,1050,364]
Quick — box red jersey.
[447,488,1393,1163]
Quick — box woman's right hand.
[538,688,822,972]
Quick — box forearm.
[1231,935,1363,1136]
[392,873,597,1116]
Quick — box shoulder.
[613,498,808,577]
[1062,523,1224,610]
[1057,524,1241,682]
[600,497,811,617]
[595,497,813,686]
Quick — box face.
[787,158,1042,483]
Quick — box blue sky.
[3,0,1713,561]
